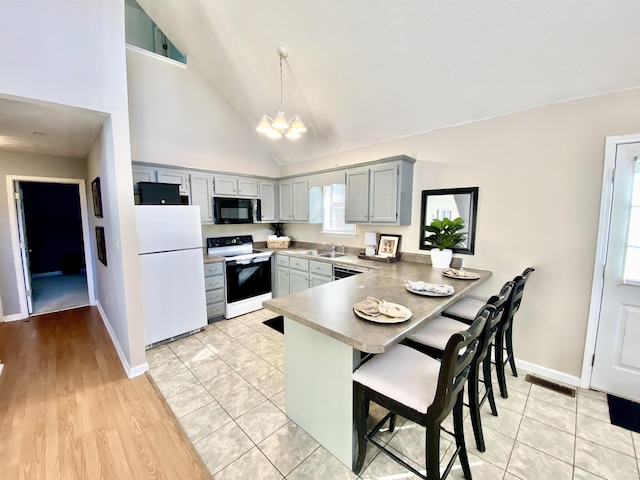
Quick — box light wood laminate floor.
[0,306,211,480]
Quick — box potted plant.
[423,217,466,268]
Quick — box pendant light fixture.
[256,46,307,140]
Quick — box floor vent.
[525,374,576,397]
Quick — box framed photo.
[377,234,401,258]
[95,226,107,266]
[91,177,103,218]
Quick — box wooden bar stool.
[403,281,513,452]
[352,310,489,480]
[442,268,535,398]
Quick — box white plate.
[405,285,454,297]
[353,302,412,324]
[442,270,480,280]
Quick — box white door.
[591,142,640,400]
[14,182,33,314]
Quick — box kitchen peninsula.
[262,259,491,468]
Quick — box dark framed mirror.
[419,187,479,254]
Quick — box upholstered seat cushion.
[407,315,468,350]
[443,297,487,321]
[352,344,441,413]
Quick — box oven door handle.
[227,256,272,266]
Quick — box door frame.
[5,175,97,320]
[581,133,640,388]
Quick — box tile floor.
[147,309,640,480]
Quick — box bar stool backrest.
[429,308,490,425]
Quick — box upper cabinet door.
[259,180,276,222]
[237,178,259,197]
[345,169,370,223]
[132,166,157,190]
[278,180,293,221]
[292,178,309,221]
[190,173,215,223]
[156,167,190,195]
[369,163,398,223]
[214,175,238,196]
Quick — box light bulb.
[271,111,289,130]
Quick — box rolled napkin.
[442,268,476,278]
[405,281,454,295]
[353,297,407,318]
[353,297,382,316]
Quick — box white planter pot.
[431,248,453,269]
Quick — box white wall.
[126,47,280,178]
[0,0,145,374]
[281,88,640,378]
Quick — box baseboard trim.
[95,302,148,379]
[2,313,25,322]
[32,271,63,278]
[515,358,581,387]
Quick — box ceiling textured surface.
[0,96,107,159]
[3,1,640,164]
[136,0,640,165]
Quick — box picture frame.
[419,187,479,255]
[377,234,401,258]
[95,226,107,266]
[91,177,103,218]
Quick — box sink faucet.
[324,242,336,252]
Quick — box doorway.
[21,182,89,314]
[7,176,96,319]
[583,134,640,401]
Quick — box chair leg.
[494,333,509,399]
[467,363,486,452]
[453,390,472,480]
[483,352,498,417]
[353,385,369,474]
[505,325,518,377]
[389,412,397,432]
[425,419,441,480]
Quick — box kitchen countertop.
[203,251,225,264]
[263,259,492,353]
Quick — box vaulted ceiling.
[136,0,640,165]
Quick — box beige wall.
[0,151,87,315]
[281,88,640,378]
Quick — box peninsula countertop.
[263,261,492,353]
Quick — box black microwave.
[213,197,261,224]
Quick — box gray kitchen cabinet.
[190,173,215,224]
[259,180,276,222]
[289,256,310,294]
[275,255,290,297]
[132,165,156,192]
[309,260,333,288]
[345,156,414,225]
[157,167,190,196]
[204,262,225,322]
[290,269,309,293]
[214,174,259,197]
[278,177,308,222]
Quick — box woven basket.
[267,238,290,249]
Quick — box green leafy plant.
[270,223,285,237]
[423,217,466,250]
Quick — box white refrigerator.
[135,205,207,346]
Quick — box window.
[322,184,356,237]
[624,159,640,283]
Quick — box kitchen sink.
[316,252,346,258]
